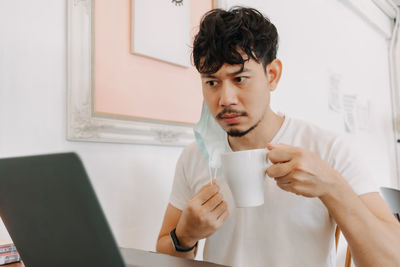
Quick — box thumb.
[267,143,275,150]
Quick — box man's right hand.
[175,180,229,247]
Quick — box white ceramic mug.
[221,148,270,208]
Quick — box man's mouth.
[217,109,247,125]
[220,114,242,124]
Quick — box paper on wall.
[343,94,357,133]
[328,73,343,112]
[342,94,371,133]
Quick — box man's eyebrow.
[228,67,251,76]
[200,68,251,78]
[201,73,217,78]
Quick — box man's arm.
[266,143,400,267]
[321,187,400,267]
[156,181,229,259]
[156,204,197,259]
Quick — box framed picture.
[67,0,215,146]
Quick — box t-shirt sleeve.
[329,136,379,196]
[168,150,192,211]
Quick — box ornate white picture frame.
[67,0,195,146]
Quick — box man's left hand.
[265,143,343,198]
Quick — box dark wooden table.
[5,262,23,267]
[4,247,228,267]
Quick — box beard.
[227,119,261,137]
[216,106,265,138]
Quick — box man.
[156,7,400,267]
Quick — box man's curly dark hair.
[193,7,279,74]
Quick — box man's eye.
[234,77,247,83]
[206,80,218,86]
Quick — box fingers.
[191,181,228,225]
[274,176,290,185]
[203,192,224,212]
[193,182,220,205]
[276,181,294,193]
[276,181,309,196]
[212,200,228,217]
[217,208,229,222]
[267,143,298,164]
[206,207,229,233]
[265,161,292,178]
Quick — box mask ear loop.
[208,159,219,184]
[208,163,213,184]
[213,166,218,181]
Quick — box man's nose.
[219,82,238,107]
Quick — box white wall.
[0,0,183,251]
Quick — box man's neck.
[228,111,284,151]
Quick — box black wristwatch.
[169,228,198,252]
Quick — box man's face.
[201,58,277,137]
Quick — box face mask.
[194,102,228,170]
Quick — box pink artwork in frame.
[93,0,214,125]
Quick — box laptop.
[0,152,227,267]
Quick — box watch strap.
[169,228,198,252]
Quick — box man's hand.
[266,143,344,198]
[175,180,229,247]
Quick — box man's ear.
[266,59,282,91]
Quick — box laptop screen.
[0,153,126,266]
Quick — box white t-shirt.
[169,116,378,267]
